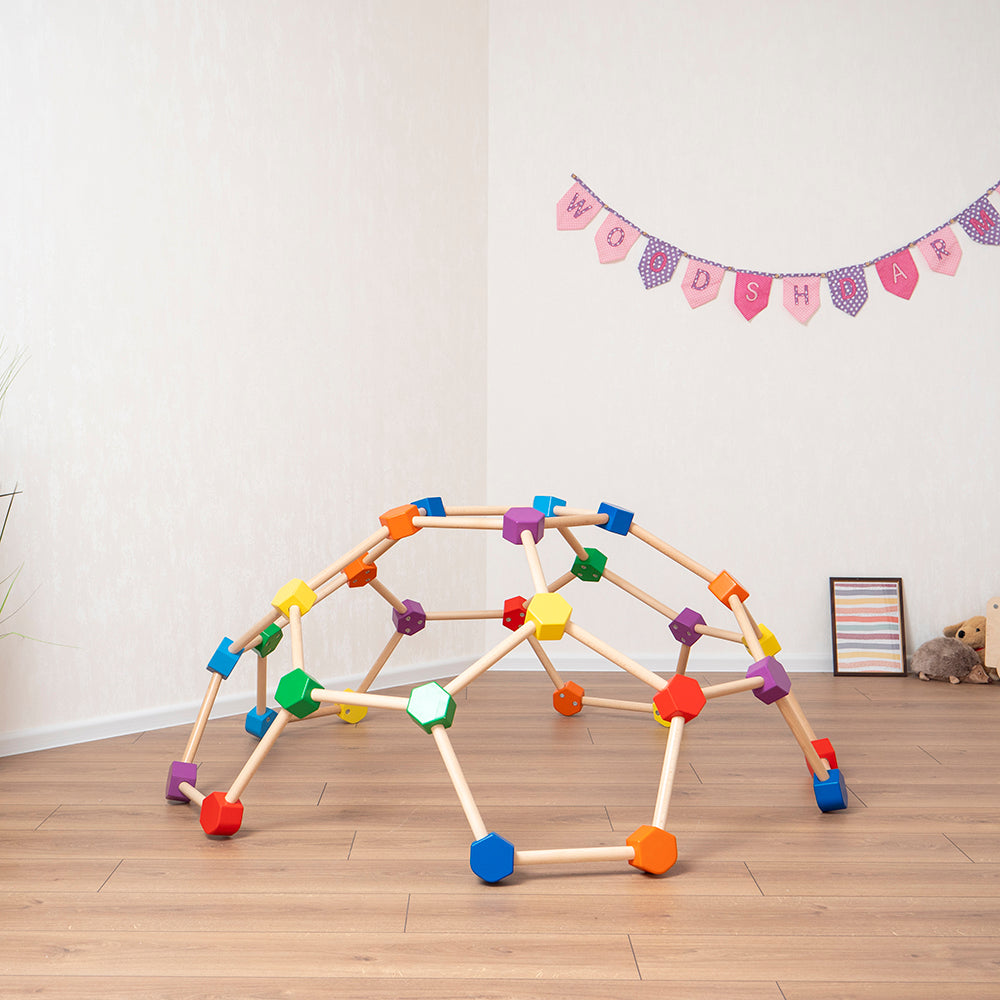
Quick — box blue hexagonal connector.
[470,831,515,883]
[596,502,634,536]
[207,637,242,679]
[245,706,278,739]
[813,768,848,812]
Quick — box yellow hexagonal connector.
[271,578,318,617]
[742,624,781,658]
[526,592,572,641]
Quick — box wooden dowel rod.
[307,526,391,591]
[311,689,409,711]
[556,524,589,559]
[431,724,488,841]
[551,506,599,517]
[256,657,267,715]
[695,623,745,643]
[225,708,294,803]
[425,610,505,621]
[545,514,610,529]
[628,523,716,582]
[675,643,692,676]
[702,676,764,700]
[602,568,678,620]
[564,622,667,691]
[652,715,685,830]
[412,516,503,529]
[444,505,509,516]
[548,571,576,593]
[368,578,408,613]
[286,703,344,723]
[182,672,224,763]
[176,781,204,807]
[729,596,766,661]
[445,623,536,695]
[527,634,564,689]
[365,537,397,563]
[289,605,305,671]
[781,690,819,742]
[581,696,654,714]
[356,632,405,692]
[230,610,281,655]
[775,695,829,780]
[521,530,548,594]
[313,572,349,605]
[514,845,635,866]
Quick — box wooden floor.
[1,669,999,998]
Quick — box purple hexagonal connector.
[502,506,545,545]
[746,656,792,704]
[669,607,706,646]
[165,760,198,802]
[393,599,427,636]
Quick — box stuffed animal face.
[943,616,987,663]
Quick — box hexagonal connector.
[525,592,572,641]
[406,682,457,733]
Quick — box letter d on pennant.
[827,264,869,317]
[681,259,725,309]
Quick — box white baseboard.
[0,651,832,757]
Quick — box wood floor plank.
[0,891,406,933]
[406,892,1000,937]
[0,859,121,892]
[748,861,1000,896]
[0,976,784,1000]
[0,930,640,979]
[631,933,1000,982]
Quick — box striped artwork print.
[830,578,906,675]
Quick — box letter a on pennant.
[827,264,869,317]
[875,248,919,300]
[783,276,821,324]
[957,196,1000,246]
[681,260,724,308]
[734,273,772,321]
[556,182,600,230]
[917,225,962,275]
[595,213,641,263]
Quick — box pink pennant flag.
[783,276,821,324]
[681,260,724,309]
[917,226,962,275]
[556,182,600,231]
[875,248,919,300]
[734,273,772,321]
[595,213,641,263]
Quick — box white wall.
[487,1,1000,669]
[0,1,488,752]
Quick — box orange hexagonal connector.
[626,825,677,874]
[708,570,749,607]
[344,555,377,588]
[553,681,585,716]
[379,504,422,540]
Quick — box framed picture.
[829,577,907,676]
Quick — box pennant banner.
[557,175,1000,323]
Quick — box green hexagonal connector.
[254,623,283,658]
[274,667,322,719]
[570,547,608,583]
[406,681,457,733]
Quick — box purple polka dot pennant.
[827,265,869,317]
[638,239,681,289]
[957,196,1000,246]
